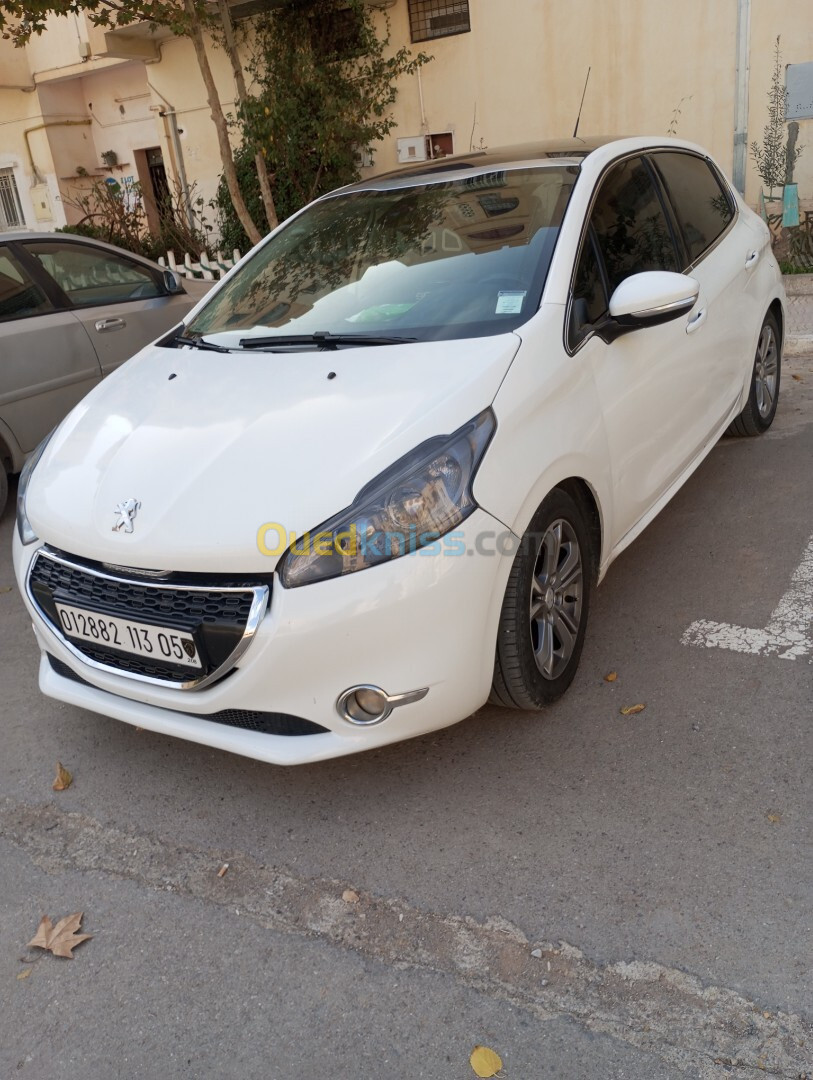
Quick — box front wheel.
[0,468,7,521]
[490,488,595,710]
[727,312,781,437]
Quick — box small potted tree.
[751,36,803,221]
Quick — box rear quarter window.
[650,152,734,265]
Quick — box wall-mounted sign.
[786,61,813,121]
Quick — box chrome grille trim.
[27,547,269,692]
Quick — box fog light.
[337,684,429,727]
[343,686,389,725]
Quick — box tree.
[0,0,269,244]
[216,0,428,247]
[750,35,803,198]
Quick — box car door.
[0,243,102,454]
[19,239,185,377]
[648,150,754,426]
[568,155,705,546]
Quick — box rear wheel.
[490,488,594,710]
[727,312,781,437]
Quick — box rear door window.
[589,156,680,294]
[650,152,734,265]
[21,241,162,307]
[0,247,54,321]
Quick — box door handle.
[94,317,126,332]
[745,250,760,269]
[686,308,707,334]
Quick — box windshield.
[186,165,579,347]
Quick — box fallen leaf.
[767,812,782,825]
[52,762,72,791]
[28,913,91,958]
[620,704,646,715]
[16,969,32,980]
[604,671,618,682]
[217,863,229,878]
[470,1046,503,1077]
[342,889,360,904]
[791,373,803,381]
[0,586,12,594]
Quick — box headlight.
[16,431,54,545]
[278,408,496,588]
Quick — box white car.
[12,137,784,766]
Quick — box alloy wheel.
[529,519,584,680]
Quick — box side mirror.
[162,269,185,295]
[596,271,699,343]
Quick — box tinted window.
[569,231,607,348]
[590,157,679,294]
[0,247,53,321]
[651,152,734,264]
[22,242,162,307]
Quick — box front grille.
[31,549,268,689]
[46,654,325,736]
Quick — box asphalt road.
[1,355,811,1080]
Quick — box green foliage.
[60,175,211,262]
[0,0,215,45]
[215,0,429,246]
[750,36,803,197]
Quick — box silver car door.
[0,244,102,454]
[19,239,193,377]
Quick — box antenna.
[573,67,591,139]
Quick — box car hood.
[27,336,520,572]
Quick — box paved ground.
[0,355,811,1080]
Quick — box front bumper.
[14,510,513,765]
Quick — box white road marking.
[682,535,813,660]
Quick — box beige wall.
[1,0,812,242]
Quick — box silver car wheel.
[529,519,584,681]
[754,323,778,420]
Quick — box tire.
[490,487,595,710]
[727,312,781,437]
[0,468,7,522]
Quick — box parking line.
[681,535,813,660]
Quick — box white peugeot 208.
[13,137,785,766]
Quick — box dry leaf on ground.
[16,968,32,980]
[767,812,782,824]
[52,762,72,791]
[470,1045,503,1077]
[620,704,646,715]
[342,889,360,904]
[28,913,91,958]
[604,671,618,682]
[0,586,12,594]
[791,374,803,381]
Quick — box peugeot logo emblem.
[113,498,141,534]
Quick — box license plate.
[54,603,202,669]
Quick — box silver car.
[0,232,210,517]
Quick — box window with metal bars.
[408,0,470,42]
[0,169,24,229]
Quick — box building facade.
[1,0,812,240]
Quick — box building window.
[408,0,470,43]
[0,169,25,229]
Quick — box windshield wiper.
[238,331,416,350]
[167,331,232,353]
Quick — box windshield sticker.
[496,291,526,315]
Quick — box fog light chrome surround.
[337,684,429,726]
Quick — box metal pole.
[733,0,751,194]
